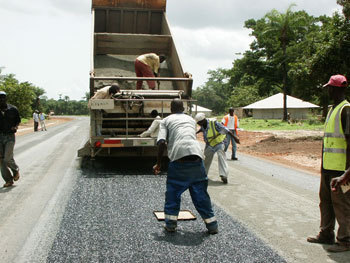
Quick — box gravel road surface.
[0,117,348,262]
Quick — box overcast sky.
[0,0,341,100]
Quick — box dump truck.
[78,0,194,158]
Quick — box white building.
[191,104,212,117]
[243,93,319,119]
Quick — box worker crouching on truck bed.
[153,99,218,234]
[88,84,120,136]
[135,53,166,90]
[140,110,161,138]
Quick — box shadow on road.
[151,229,207,246]
[79,156,169,177]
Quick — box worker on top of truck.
[88,84,120,136]
[135,53,166,90]
[88,84,120,107]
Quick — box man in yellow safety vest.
[307,74,350,253]
[195,113,239,184]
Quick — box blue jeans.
[164,160,217,231]
[224,130,237,158]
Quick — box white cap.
[0,91,7,96]
[194,112,206,122]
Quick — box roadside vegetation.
[238,117,324,131]
[0,70,88,118]
[193,1,350,119]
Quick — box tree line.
[193,1,350,119]
[0,71,88,119]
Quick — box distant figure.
[153,99,218,234]
[140,110,161,138]
[195,113,239,184]
[307,74,350,253]
[222,107,239,160]
[33,110,39,132]
[0,91,21,187]
[39,111,47,131]
[135,53,166,90]
[88,84,120,136]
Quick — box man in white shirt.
[33,110,39,132]
[88,84,120,136]
[153,99,218,234]
[140,110,161,138]
[135,53,166,90]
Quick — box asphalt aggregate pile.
[47,158,286,263]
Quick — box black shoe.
[307,233,335,245]
[220,176,228,184]
[208,228,218,235]
[164,225,176,232]
[231,157,238,160]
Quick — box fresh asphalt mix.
[47,158,286,263]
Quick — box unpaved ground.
[237,130,323,175]
[17,116,73,136]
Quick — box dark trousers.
[319,169,350,243]
[0,134,19,183]
[164,160,217,230]
[34,121,39,131]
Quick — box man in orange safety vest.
[222,107,239,160]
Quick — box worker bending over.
[153,99,218,234]
[135,53,166,90]
[195,113,239,184]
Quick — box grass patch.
[239,117,324,131]
[214,116,324,131]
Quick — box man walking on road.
[222,107,239,160]
[153,99,218,234]
[0,91,21,187]
[39,111,47,131]
[195,113,239,184]
[135,53,166,90]
[33,110,39,132]
[307,74,350,253]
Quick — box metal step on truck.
[78,0,194,158]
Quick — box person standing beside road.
[222,107,239,160]
[307,74,350,253]
[134,53,166,90]
[153,99,218,234]
[195,113,240,184]
[140,110,161,138]
[0,91,21,187]
[33,110,39,132]
[88,84,120,136]
[39,111,47,131]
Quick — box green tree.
[263,4,307,120]
[0,74,36,118]
[337,0,350,18]
[192,69,231,114]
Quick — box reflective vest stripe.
[323,148,347,154]
[204,216,217,224]
[165,214,178,221]
[324,133,346,138]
